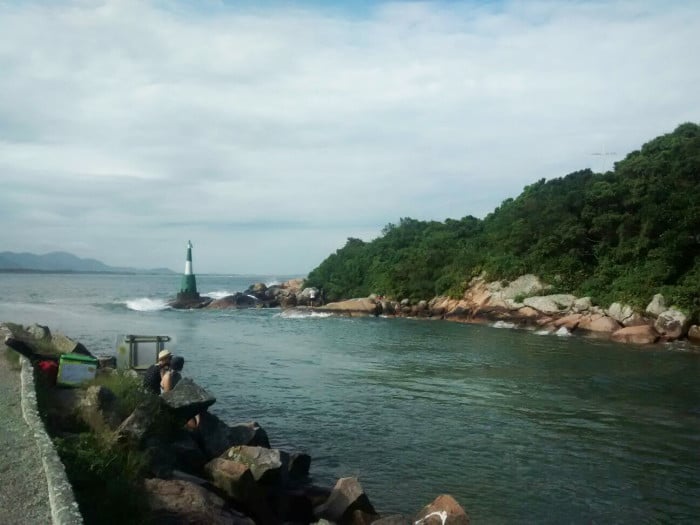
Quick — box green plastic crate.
[57,353,98,387]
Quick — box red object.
[37,360,59,386]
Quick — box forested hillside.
[305,123,700,318]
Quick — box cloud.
[0,0,698,273]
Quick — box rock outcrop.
[278,278,697,348]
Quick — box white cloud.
[0,0,698,273]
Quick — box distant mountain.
[0,251,175,274]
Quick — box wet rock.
[314,477,378,525]
[208,293,259,309]
[611,325,659,345]
[288,451,311,481]
[373,515,412,525]
[414,495,470,525]
[321,298,380,316]
[552,314,582,331]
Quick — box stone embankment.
[2,322,472,525]
[299,275,699,347]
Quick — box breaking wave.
[203,290,236,300]
[125,298,171,312]
[278,309,333,319]
[492,321,516,329]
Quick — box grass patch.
[91,371,150,420]
[40,371,157,524]
[54,433,151,525]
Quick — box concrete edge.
[19,356,83,525]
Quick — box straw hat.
[158,349,172,361]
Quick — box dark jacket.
[143,364,162,394]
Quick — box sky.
[1,0,698,275]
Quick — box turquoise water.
[1,273,699,522]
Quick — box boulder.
[96,354,117,369]
[552,314,582,331]
[498,274,547,299]
[611,325,660,345]
[577,314,621,333]
[207,293,258,309]
[205,458,279,524]
[523,294,576,315]
[27,323,51,340]
[51,332,93,356]
[115,397,162,447]
[298,287,321,306]
[516,306,540,319]
[288,452,311,481]
[606,303,635,324]
[314,477,378,525]
[321,298,380,316]
[222,445,287,485]
[645,294,667,317]
[144,478,254,525]
[654,308,690,340]
[171,430,209,473]
[572,297,593,313]
[161,378,216,422]
[205,458,257,501]
[414,495,470,525]
[373,515,412,525]
[381,300,397,316]
[688,325,700,344]
[77,385,123,431]
[198,414,270,459]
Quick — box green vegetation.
[305,123,700,320]
[37,371,153,525]
[91,371,150,420]
[54,433,149,525]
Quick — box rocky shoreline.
[238,275,698,348]
[2,322,471,525]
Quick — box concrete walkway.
[0,350,52,525]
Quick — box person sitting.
[161,355,184,392]
[142,349,172,395]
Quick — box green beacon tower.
[178,240,199,301]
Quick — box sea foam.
[203,290,235,300]
[125,298,170,312]
[278,309,333,319]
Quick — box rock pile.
[302,275,698,347]
[103,373,471,524]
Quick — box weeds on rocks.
[37,371,155,524]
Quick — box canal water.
[1,273,698,522]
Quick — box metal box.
[57,353,98,387]
[115,334,171,371]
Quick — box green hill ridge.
[305,123,700,320]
